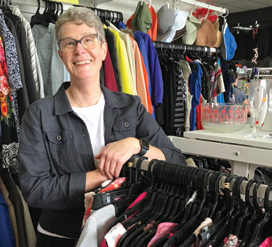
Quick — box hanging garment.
[136,31,164,120]
[4,13,32,121]
[0,176,19,247]
[108,23,137,95]
[0,33,19,173]
[11,5,44,98]
[0,191,16,247]
[179,60,192,132]
[129,35,153,115]
[1,170,28,247]
[76,204,116,247]
[103,37,118,92]
[188,61,203,131]
[104,28,121,92]
[106,27,134,95]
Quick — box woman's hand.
[95,137,141,180]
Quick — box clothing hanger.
[30,0,49,27]
[204,176,247,247]
[125,164,195,247]
[107,157,155,232]
[128,165,175,247]
[234,179,257,239]
[236,180,264,246]
[116,161,166,247]
[160,169,212,247]
[246,184,272,246]
[92,156,139,210]
[227,176,248,234]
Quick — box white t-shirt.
[73,93,105,168]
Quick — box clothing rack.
[132,158,271,201]
[73,4,123,23]
[153,41,221,56]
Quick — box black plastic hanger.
[234,180,264,246]
[234,179,256,239]
[227,176,248,234]
[246,184,272,247]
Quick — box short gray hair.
[55,7,105,42]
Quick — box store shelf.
[169,125,272,179]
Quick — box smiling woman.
[17,6,186,247]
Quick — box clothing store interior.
[1,0,272,246]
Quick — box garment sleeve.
[18,105,86,210]
[135,97,186,165]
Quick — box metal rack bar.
[153,41,221,55]
[173,0,228,15]
[132,158,271,201]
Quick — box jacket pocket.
[112,115,138,138]
[45,130,75,174]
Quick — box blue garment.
[134,32,151,96]
[222,21,237,61]
[189,62,203,131]
[217,93,225,103]
[118,21,125,30]
[135,31,164,115]
[0,192,16,247]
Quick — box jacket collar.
[54,82,125,115]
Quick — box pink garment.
[125,192,147,211]
[101,239,108,247]
[259,237,272,247]
[147,222,178,247]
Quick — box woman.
[18,7,185,247]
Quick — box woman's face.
[58,22,107,83]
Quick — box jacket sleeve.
[18,104,86,210]
[135,97,186,165]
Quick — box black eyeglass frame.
[57,33,103,52]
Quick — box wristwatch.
[138,138,149,156]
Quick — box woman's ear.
[102,42,108,61]
[58,50,64,61]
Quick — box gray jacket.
[18,82,185,237]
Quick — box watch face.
[138,138,149,156]
[141,138,149,150]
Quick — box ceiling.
[201,0,272,13]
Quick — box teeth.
[74,60,91,65]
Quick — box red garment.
[259,237,272,247]
[192,7,218,23]
[103,40,118,92]
[196,97,203,130]
[99,177,126,193]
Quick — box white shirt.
[73,93,105,168]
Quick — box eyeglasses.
[58,33,101,53]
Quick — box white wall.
[11,0,169,23]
